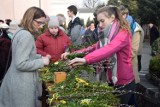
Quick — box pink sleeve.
[74,43,98,53]
[84,30,131,64]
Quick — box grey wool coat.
[0,29,44,107]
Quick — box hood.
[73,17,82,26]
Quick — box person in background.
[0,23,11,86]
[41,15,50,34]
[5,19,12,26]
[137,24,144,72]
[62,5,135,106]
[7,20,19,39]
[0,6,50,107]
[36,16,71,62]
[149,23,159,46]
[119,5,142,83]
[83,21,98,46]
[119,5,145,107]
[57,13,66,32]
[67,5,83,45]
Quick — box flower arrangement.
[39,53,88,82]
[38,52,121,106]
[47,65,119,107]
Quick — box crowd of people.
[0,4,159,107]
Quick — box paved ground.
[139,41,152,75]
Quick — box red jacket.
[36,29,71,62]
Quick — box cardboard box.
[54,72,66,83]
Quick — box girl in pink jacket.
[61,6,135,105]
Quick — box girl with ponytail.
[61,5,135,106]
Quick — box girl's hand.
[61,52,70,60]
[68,58,86,67]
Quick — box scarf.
[96,20,120,85]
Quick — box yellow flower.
[54,61,59,65]
[52,93,59,100]
[76,78,89,86]
[80,99,91,106]
[47,86,52,91]
[60,100,66,104]
[48,98,54,106]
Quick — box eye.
[100,19,105,23]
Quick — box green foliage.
[80,18,85,28]
[39,68,54,82]
[149,55,160,78]
[39,54,92,82]
[108,0,160,25]
[151,37,160,56]
[48,66,119,107]
[86,17,91,28]
[69,43,89,52]
[108,0,138,18]
[67,53,86,60]
[49,61,70,73]
[107,0,120,6]
[136,0,160,25]
[39,61,70,82]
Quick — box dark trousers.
[115,81,135,106]
[137,55,141,72]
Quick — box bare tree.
[82,0,103,8]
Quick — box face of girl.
[49,26,59,35]
[33,17,46,31]
[97,12,115,29]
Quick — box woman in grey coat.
[0,7,50,107]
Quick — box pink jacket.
[84,29,134,85]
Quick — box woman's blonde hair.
[96,5,130,32]
[19,6,46,34]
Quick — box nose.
[99,22,103,28]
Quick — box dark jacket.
[150,26,159,45]
[67,17,83,45]
[0,31,11,84]
[83,28,98,46]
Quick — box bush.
[151,37,160,56]
[149,55,160,78]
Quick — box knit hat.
[8,21,18,34]
[48,16,59,28]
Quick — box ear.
[111,15,115,21]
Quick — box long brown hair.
[19,6,46,34]
[96,5,130,32]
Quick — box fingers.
[61,52,70,60]
[68,58,86,67]
[46,54,51,59]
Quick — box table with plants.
[39,43,122,107]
